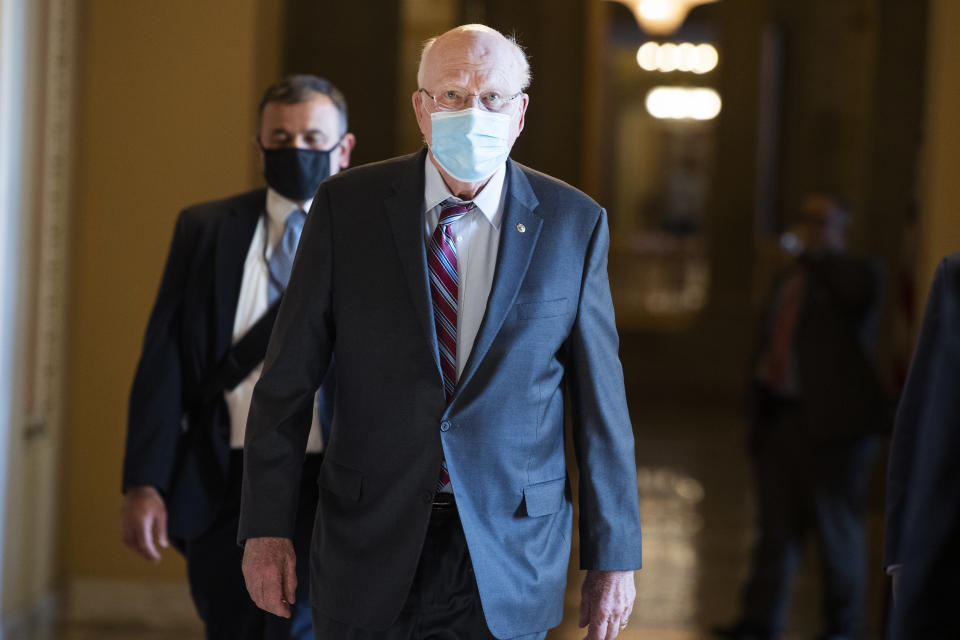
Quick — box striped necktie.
[428,200,473,493]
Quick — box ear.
[412,90,429,140]
[252,135,265,172]
[515,93,529,137]
[337,133,356,169]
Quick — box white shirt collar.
[266,187,313,228]
[423,156,505,230]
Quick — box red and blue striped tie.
[428,200,472,492]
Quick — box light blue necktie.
[267,208,306,304]
[264,208,331,445]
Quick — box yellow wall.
[54,0,959,587]
[918,0,960,292]
[62,0,282,579]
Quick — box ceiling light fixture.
[606,0,720,36]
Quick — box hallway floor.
[55,404,889,639]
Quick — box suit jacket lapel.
[383,150,442,374]
[451,161,541,404]
[214,195,262,356]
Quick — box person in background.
[121,74,355,640]
[239,24,643,640]
[715,193,889,640]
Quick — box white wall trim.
[0,0,32,612]
[0,0,76,620]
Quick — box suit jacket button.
[440,420,451,432]
[421,491,433,503]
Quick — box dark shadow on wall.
[283,0,403,167]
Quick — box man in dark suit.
[121,75,355,640]
[715,194,888,640]
[885,252,960,638]
[239,25,643,640]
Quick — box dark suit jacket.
[238,150,643,638]
[886,253,960,638]
[124,189,332,541]
[753,252,889,441]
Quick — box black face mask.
[261,141,340,202]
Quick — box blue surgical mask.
[429,108,513,182]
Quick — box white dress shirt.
[224,188,324,452]
[423,157,507,376]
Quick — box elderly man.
[122,75,354,639]
[239,25,643,640]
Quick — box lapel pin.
[517,223,526,233]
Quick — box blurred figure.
[715,193,889,640]
[121,75,355,640]
[885,253,960,639]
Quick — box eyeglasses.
[418,88,523,113]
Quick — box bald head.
[417,24,531,92]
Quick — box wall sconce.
[606,0,719,35]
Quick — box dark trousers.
[183,450,322,640]
[740,400,877,638]
[312,501,545,640]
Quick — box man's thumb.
[283,555,297,604]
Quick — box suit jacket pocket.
[517,298,567,320]
[523,477,566,517]
[318,459,363,502]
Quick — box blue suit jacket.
[238,150,643,637]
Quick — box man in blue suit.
[238,24,643,640]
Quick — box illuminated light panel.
[677,42,697,71]
[645,86,722,120]
[637,42,660,71]
[694,43,719,73]
[659,43,679,72]
[635,41,719,74]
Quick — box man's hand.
[242,537,297,618]
[579,569,636,640]
[120,486,169,562]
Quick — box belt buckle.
[432,493,455,510]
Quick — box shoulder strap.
[195,296,283,409]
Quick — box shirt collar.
[423,157,505,230]
[266,187,313,228]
